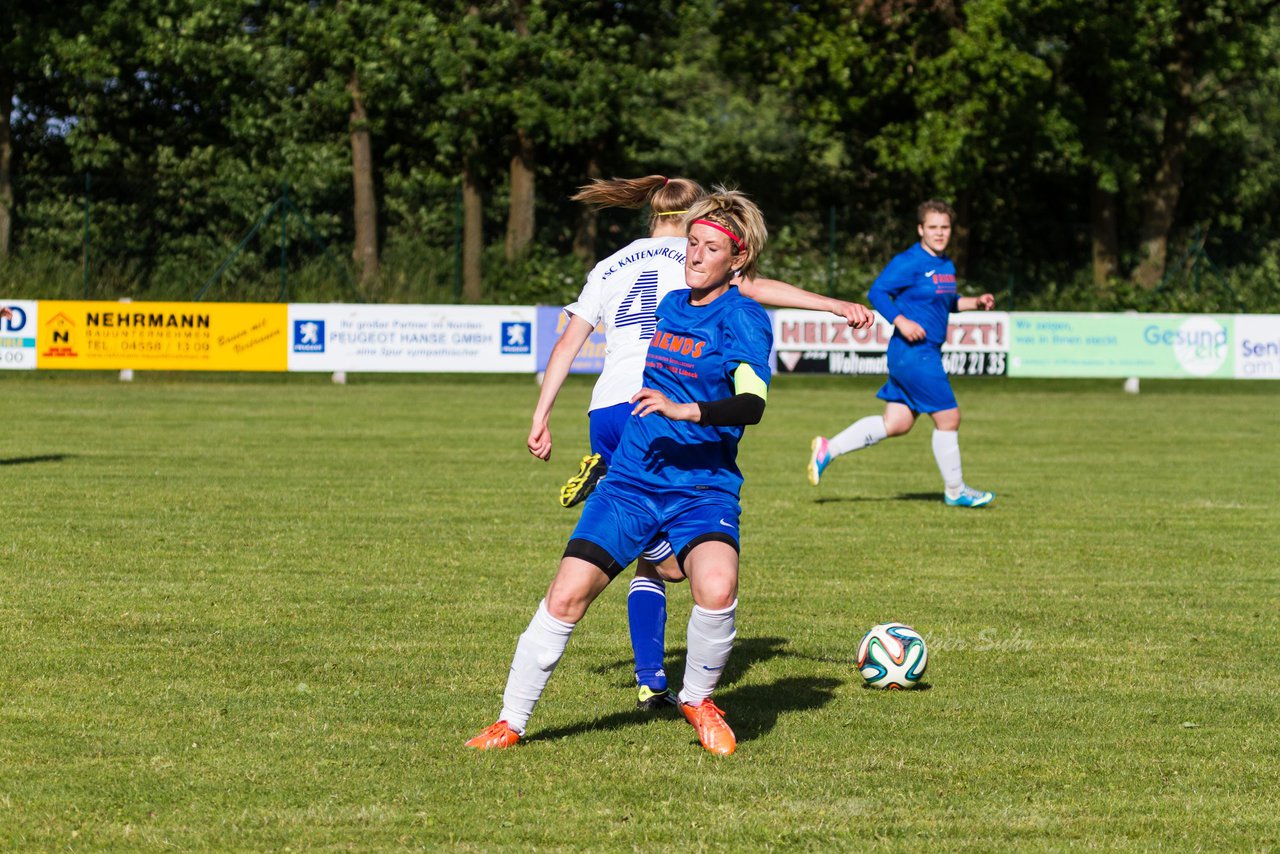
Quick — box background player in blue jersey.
[471,188,844,755]
[807,199,996,507]
[531,174,872,713]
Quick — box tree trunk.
[458,4,484,302]
[462,163,483,302]
[1090,184,1119,286]
[504,0,534,261]
[1084,82,1119,285]
[0,69,13,259]
[572,156,602,263]
[1132,62,1194,289]
[348,69,379,285]
[505,128,536,260]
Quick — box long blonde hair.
[685,186,768,280]
[571,175,704,233]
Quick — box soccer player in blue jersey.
[470,188,848,755]
[808,199,996,507]
[531,174,872,714]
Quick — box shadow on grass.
[529,675,841,746]
[859,680,933,692]
[0,454,72,466]
[591,635,795,690]
[813,492,939,503]
[716,676,841,744]
[530,637,845,745]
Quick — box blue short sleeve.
[720,300,773,386]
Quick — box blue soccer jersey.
[869,243,961,413]
[868,243,959,347]
[607,286,773,498]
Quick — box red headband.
[693,218,745,251]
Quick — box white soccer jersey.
[565,236,690,411]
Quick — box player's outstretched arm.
[957,294,995,311]
[529,314,595,460]
[738,277,873,329]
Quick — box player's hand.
[976,293,995,310]
[0,307,11,320]
[836,301,875,330]
[894,316,927,342]
[630,388,699,422]
[528,422,552,460]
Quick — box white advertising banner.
[286,304,536,373]
[0,300,39,370]
[1234,314,1280,379]
[772,309,1011,376]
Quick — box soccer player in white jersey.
[528,175,872,712]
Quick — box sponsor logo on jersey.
[649,330,705,358]
[930,271,957,294]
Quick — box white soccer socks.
[932,429,965,496]
[498,599,575,734]
[678,600,737,706]
[828,415,888,458]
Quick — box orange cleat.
[465,720,521,750]
[680,699,736,756]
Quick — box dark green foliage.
[3,0,1280,310]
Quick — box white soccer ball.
[857,622,928,689]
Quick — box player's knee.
[932,409,961,431]
[885,416,913,437]
[690,571,738,610]
[697,590,736,611]
[544,588,589,624]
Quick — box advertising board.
[0,300,39,370]
[287,304,536,373]
[772,310,1010,376]
[34,301,287,371]
[1007,313,1235,378]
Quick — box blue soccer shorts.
[585,402,673,560]
[564,477,741,579]
[587,401,632,465]
[876,341,958,414]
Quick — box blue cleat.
[808,436,831,486]
[945,486,994,508]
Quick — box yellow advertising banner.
[36,301,288,371]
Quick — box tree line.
[2,0,1278,309]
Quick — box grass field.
[2,371,1278,850]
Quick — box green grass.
[2,372,1278,850]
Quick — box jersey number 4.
[614,270,659,339]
